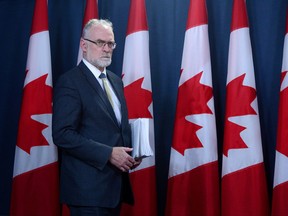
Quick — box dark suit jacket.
[52,61,133,208]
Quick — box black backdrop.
[0,0,287,215]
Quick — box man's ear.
[80,38,87,51]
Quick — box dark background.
[0,0,287,215]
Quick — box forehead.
[89,25,114,41]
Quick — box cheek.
[88,49,101,59]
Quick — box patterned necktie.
[99,73,114,108]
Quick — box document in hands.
[130,118,154,159]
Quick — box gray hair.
[82,19,113,38]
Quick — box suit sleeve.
[52,74,112,170]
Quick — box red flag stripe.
[126,0,148,36]
[231,0,249,32]
[222,163,269,216]
[31,0,49,35]
[272,181,288,215]
[186,0,208,29]
[82,0,98,27]
[166,162,219,216]
[77,0,98,65]
[10,162,60,216]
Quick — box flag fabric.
[120,0,157,215]
[77,0,98,64]
[10,0,61,215]
[271,9,288,216]
[166,0,219,215]
[221,0,269,215]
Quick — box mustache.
[101,55,111,58]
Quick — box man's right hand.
[109,147,136,172]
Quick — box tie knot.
[99,73,107,79]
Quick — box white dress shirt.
[82,59,122,125]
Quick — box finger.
[121,167,128,172]
[134,161,141,166]
[126,154,135,161]
[126,161,134,168]
[122,164,131,171]
[124,147,133,153]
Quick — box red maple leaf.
[172,71,213,155]
[17,73,52,154]
[277,71,288,157]
[124,77,153,119]
[223,73,256,157]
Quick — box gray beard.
[94,58,112,68]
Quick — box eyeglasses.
[83,38,117,49]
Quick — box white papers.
[130,118,154,159]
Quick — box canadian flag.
[120,0,157,215]
[77,0,98,64]
[221,0,269,215]
[166,0,219,215]
[10,0,60,215]
[271,9,288,216]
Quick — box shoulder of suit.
[55,66,83,87]
[62,66,82,77]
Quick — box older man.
[52,19,140,216]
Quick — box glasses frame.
[83,38,117,49]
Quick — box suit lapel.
[78,62,119,127]
[106,71,127,126]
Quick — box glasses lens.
[96,40,105,47]
[107,42,116,49]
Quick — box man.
[52,19,140,216]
